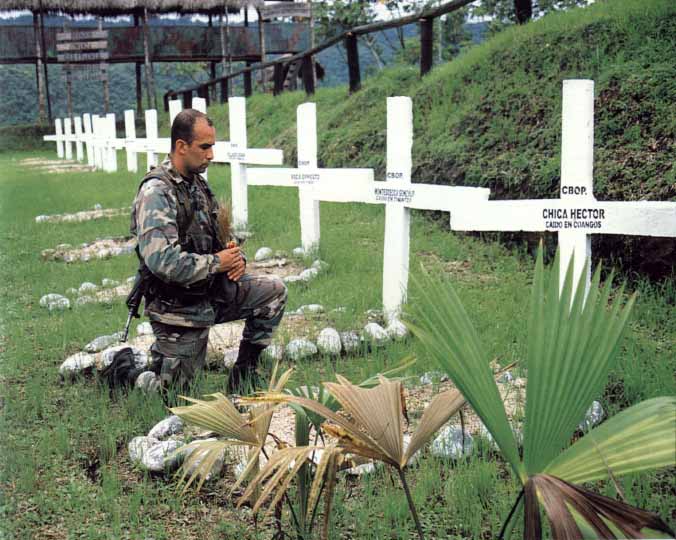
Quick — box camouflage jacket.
[130,158,222,327]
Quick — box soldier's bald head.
[171,109,214,152]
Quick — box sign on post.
[450,80,676,298]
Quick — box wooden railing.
[164,0,475,109]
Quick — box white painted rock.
[79,253,91,262]
[96,248,111,259]
[498,371,515,384]
[48,297,71,311]
[286,338,318,361]
[262,344,284,362]
[254,247,273,262]
[339,331,361,354]
[141,440,184,472]
[292,247,305,257]
[66,287,78,296]
[84,334,121,353]
[299,304,324,315]
[430,426,473,459]
[35,215,48,223]
[363,323,388,345]
[283,275,303,284]
[148,415,184,440]
[385,319,408,340]
[345,461,376,476]
[100,345,149,370]
[135,371,160,393]
[78,282,98,295]
[311,260,329,272]
[223,348,238,369]
[578,401,604,431]
[75,296,96,306]
[59,352,96,379]
[180,438,225,480]
[136,322,154,336]
[365,309,384,323]
[110,247,124,257]
[41,249,56,260]
[128,436,159,465]
[63,253,77,263]
[39,293,67,307]
[317,328,341,355]
[101,278,120,288]
[56,243,72,250]
[299,268,319,282]
[419,371,447,385]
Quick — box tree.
[472,0,588,31]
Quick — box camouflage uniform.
[131,158,287,387]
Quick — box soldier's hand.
[215,247,246,281]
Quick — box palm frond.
[523,251,636,474]
[545,397,676,483]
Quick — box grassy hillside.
[200,0,675,280]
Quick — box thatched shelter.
[3,0,264,120]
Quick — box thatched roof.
[1,0,262,16]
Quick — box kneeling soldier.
[130,109,287,393]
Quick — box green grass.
[1,0,675,537]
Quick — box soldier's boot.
[226,341,266,395]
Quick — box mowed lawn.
[0,150,673,539]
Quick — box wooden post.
[33,12,47,123]
[302,55,315,95]
[98,18,110,114]
[163,92,170,112]
[182,90,192,109]
[38,7,52,122]
[273,63,284,95]
[345,33,361,94]
[257,9,267,91]
[219,9,230,102]
[420,18,434,76]
[244,63,252,97]
[142,8,157,110]
[134,13,142,114]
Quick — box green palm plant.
[407,248,675,539]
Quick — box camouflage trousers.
[150,273,287,387]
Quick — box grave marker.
[74,116,84,162]
[42,118,65,158]
[63,117,73,160]
[450,80,676,297]
[248,102,374,251]
[124,110,138,173]
[83,114,94,167]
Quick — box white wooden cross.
[248,102,374,252]
[83,113,94,167]
[43,118,65,158]
[165,96,284,229]
[73,116,84,162]
[63,117,73,160]
[450,79,676,297]
[316,97,490,321]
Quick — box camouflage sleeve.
[135,179,219,286]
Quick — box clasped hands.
[214,246,246,281]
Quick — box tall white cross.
[247,102,374,251]
[42,118,65,158]
[83,114,94,167]
[73,116,84,162]
[314,97,490,321]
[450,80,676,296]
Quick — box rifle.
[122,263,154,342]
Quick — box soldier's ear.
[175,139,189,154]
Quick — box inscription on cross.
[247,102,374,251]
[450,80,676,297]
[310,97,490,321]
